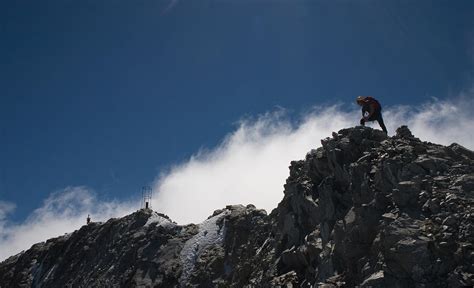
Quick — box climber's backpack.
[365,96,382,111]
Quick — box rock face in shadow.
[1,126,473,287]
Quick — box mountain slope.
[1,126,473,287]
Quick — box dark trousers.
[367,111,388,134]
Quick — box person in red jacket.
[356,96,388,134]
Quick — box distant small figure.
[356,96,388,134]
[86,214,91,225]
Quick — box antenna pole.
[142,186,153,209]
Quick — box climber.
[356,96,388,134]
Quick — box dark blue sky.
[1,0,473,222]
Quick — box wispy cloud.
[0,201,16,231]
[1,95,473,261]
[152,107,355,224]
[152,96,474,224]
[0,187,136,261]
[387,94,474,147]
[161,0,180,15]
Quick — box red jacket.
[361,97,382,118]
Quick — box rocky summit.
[1,126,473,288]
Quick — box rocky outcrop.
[1,126,473,287]
[270,126,474,287]
[0,206,271,288]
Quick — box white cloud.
[386,95,474,147]
[152,107,355,224]
[0,201,16,231]
[0,187,137,261]
[152,96,474,224]
[1,95,473,261]
[0,201,16,219]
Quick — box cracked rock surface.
[1,126,473,287]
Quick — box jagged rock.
[392,181,421,207]
[1,126,473,288]
[395,125,419,141]
[360,270,385,288]
[270,271,298,287]
[453,174,474,192]
[281,246,309,270]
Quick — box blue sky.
[1,0,474,256]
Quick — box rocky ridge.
[1,126,473,287]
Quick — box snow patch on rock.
[179,209,230,285]
[144,212,175,228]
